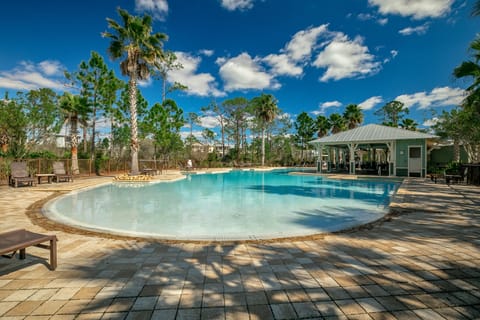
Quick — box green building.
[310,124,438,177]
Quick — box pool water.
[43,169,400,240]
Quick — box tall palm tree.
[103,8,167,175]
[343,104,363,129]
[251,93,279,166]
[59,93,90,175]
[329,113,346,134]
[454,37,480,113]
[473,0,480,16]
[315,115,331,137]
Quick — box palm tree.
[343,104,363,129]
[400,118,418,131]
[251,93,279,166]
[103,8,167,175]
[473,0,480,16]
[329,113,346,134]
[454,37,480,113]
[59,93,90,175]
[315,115,331,137]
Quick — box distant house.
[309,124,438,177]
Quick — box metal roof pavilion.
[309,124,437,145]
[309,124,438,176]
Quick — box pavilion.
[309,124,438,177]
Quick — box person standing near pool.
[186,159,193,171]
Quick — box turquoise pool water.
[43,170,400,240]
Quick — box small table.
[36,173,55,184]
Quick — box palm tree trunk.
[129,76,140,175]
[71,120,80,175]
[0,133,8,153]
[220,118,225,159]
[261,128,266,166]
[454,138,460,162]
[82,125,87,153]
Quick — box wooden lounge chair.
[10,161,35,187]
[53,161,73,182]
[0,229,57,270]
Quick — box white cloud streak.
[359,96,383,110]
[368,0,454,19]
[313,100,342,115]
[135,0,168,20]
[220,0,254,11]
[0,60,65,91]
[399,23,430,36]
[395,87,465,109]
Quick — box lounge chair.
[53,161,73,182]
[10,161,35,187]
[0,229,57,270]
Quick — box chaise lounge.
[10,161,35,187]
[0,229,57,270]
[53,161,73,182]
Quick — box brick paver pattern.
[0,173,479,319]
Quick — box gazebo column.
[386,141,395,176]
[348,143,358,174]
[316,144,323,173]
[327,146,332,172]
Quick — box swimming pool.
[43,169,400,240]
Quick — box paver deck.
[0,172,479,319]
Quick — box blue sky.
[0,0,478,139]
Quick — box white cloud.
[357,13,388,25]
[38,61,63,76]
[423,117,439,127]
[199,115,221,128]
[169,52,224,97]
[217,53,279,91]
[368,0,454,19]
[135,0,168,20]
[263,53,303,77]
[321,101,342,108]
[313,100,342,115]
[313,34,381,82]
[399,23,430,36]
[220,0,254,11]
[285,25,329,62]
[384,50,399,63]
[0,60,65,91]
[180,130,203,140]
[263,25,328,78]
[199,49,215,57]
[395,86,465,109]
[358,13,375,21]
[359,96,383,110]
[377,18,388,25]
